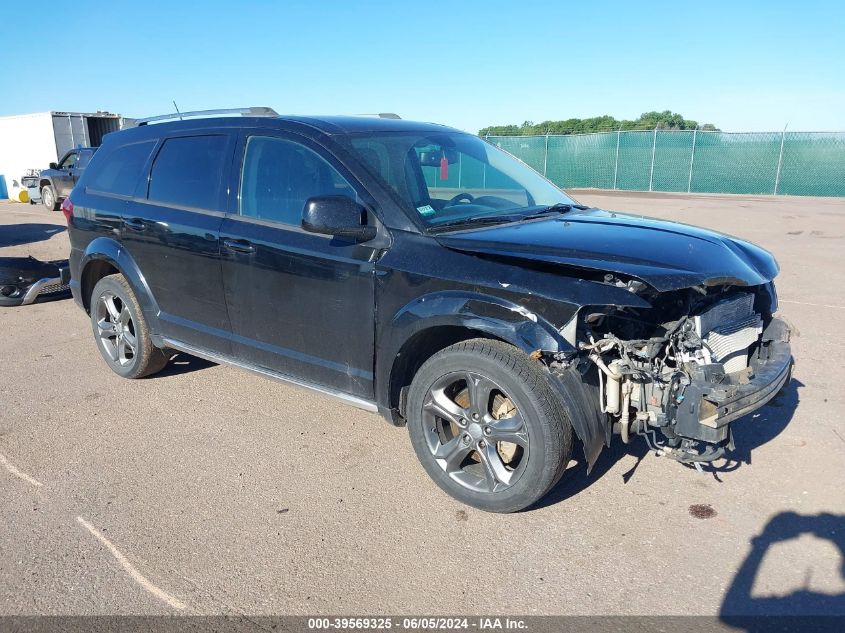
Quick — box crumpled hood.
[434,208,779,292]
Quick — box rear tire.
[41,185,58,211]
[407,339,573,513]
[89,274,168,379]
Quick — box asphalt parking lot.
[1,192,844,617]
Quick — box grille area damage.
[561,282,792,467]
[691,294,763,373]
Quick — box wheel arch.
[387,325,498,423]
[377,291,575,424]
[78,238,162,338]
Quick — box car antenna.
[172,101,183,121]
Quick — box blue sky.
[2,0,843,133]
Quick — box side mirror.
[302,196,377,242]
[49,162,58,170]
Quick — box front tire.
[407,339,573,513]
[41,185,58,211]
[89,274,168,379]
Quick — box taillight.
[61,197,74,223]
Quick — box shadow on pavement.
[706,379,803,477]
[532,379,802,510]
[720,511,845,631]
[0,223,66,248]
[155,352,217,378]
[531,436,650,510]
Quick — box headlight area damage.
[546,279,792,469]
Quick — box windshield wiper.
[520,202,587,220]
[429,214,523,232]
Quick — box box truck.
[0,111,122,201]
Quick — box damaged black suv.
[65,108,793,512]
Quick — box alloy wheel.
[95,291,138,367]
[422,371,529,494]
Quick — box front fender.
[77,237,161,335]
[375,290,576,412]
[392,291,573,354]
[377,290,611,469]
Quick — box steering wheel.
[447,192,475,206]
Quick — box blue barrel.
[0,175,8,200]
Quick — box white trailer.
[0,110,122,201]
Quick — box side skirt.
[162,338,379,413]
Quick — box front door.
[220,132,378,398]
[54,150,78,197]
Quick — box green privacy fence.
[485,130,845,197]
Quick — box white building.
[0,110,122,200]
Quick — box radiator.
[693,294,763,374]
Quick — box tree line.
[478,111,718,136]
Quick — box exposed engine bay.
[563,281,793,467]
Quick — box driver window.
[60,152,78,170]
[240,136,358,226]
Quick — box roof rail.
[355,113,402,119]
[123,107,279,128]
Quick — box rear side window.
[86,141,156,197]
[148,135,228,211]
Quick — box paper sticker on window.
[417,204,436,216]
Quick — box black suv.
[65,108,793,512]
[40,147,98,210]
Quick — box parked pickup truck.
[39,147,97,210]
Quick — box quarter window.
[85,141,156,197]
[148,135,229,211]
[239,136,356,225]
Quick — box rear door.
[219,131,378,398]
[120,132,235,354]
[71,140,158,287]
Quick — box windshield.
[344,131,577,230]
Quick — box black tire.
[89,274,168,379]
[41,185,59,211]
[407,339,573,513]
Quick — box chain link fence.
[486,130,845,197]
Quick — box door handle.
[123,218,146,231]
[223,238,255,254]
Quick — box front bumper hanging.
[673,317,793,445]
